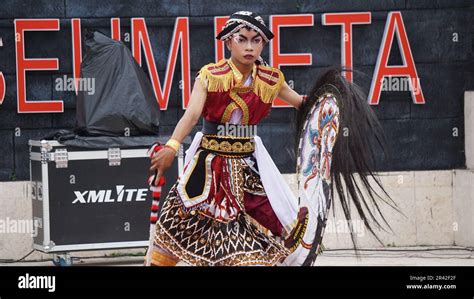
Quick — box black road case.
[29,139,183,254]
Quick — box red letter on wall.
[368,12,425,105]
[132,17,191,110]
[270,14,313,107]
[322,12,371,82]
[111,18,121,41]
[214,16,229,62]
[71,18,82,95]
[15,19,63,113]
[0,71,5,105]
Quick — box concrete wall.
[320,170,467,249]
[453,170,474,247]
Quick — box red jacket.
[197,59,285,125]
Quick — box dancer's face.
[226,28,265,66]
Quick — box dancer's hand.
[150,147,176,177]
[277,81,304,109]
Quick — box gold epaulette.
[197,59,285,104]
[254,64,285,103]
[197,59,233,92]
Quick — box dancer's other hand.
[150,147,176,177]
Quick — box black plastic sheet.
[75,30,160,137]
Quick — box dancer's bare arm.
[150,78,207,176]
[277,81,304,109]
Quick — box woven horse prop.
[280,84,341,266]
[145,67,396,266]
[283,67,398,266]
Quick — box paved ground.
[1,247,473,266]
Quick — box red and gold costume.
[149,58,294,266]
[148,10,381,268]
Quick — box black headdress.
[216,11,274,42]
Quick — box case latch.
[108,148,121,166]
[54,148,69,168]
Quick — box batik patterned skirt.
[151,134,291,266]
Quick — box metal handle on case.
[108,148,122,166]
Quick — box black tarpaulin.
[75,30,160,137]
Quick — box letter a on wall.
[368,12,425,105]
